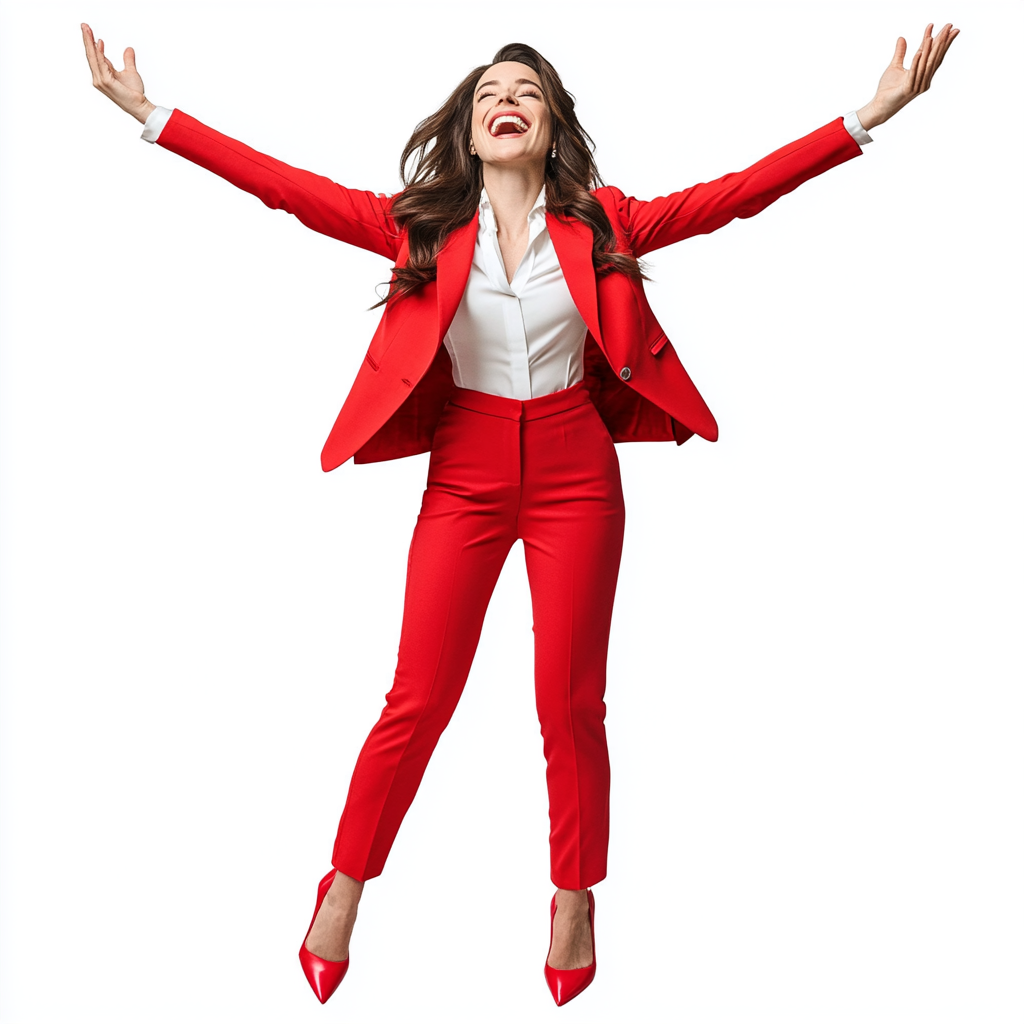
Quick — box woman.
[81,26,957,1007]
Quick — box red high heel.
[298,869,350,1004]
[544,889,596,1006]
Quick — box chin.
[486,148,535,165]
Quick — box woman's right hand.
[81,23,155,124]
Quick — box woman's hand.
[856,23,959,131]
[81,23,155,124]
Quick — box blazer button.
[619,366,632,381]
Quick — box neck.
[481,162,546,237]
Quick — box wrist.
[130,98,156,124]
[856,101,883,132]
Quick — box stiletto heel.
[298,869,350,1003]
[544,889,596,1006]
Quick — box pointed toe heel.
[544,889,596,1007]
[298,869,350,1004]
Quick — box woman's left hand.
[857,23,959,131]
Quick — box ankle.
[555,888,588,909]
[327,872,364,901]
[555,887,586,894]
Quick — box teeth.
[490,115,529,136]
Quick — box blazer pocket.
[649,332,669,356]
[364,310,394,370]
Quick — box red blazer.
[155,111,862,470]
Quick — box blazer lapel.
[435,213,479,341]
[546,212,602,345]
[433,209,603,347]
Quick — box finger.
[921,24,950,86]
[124,46,138,73]
[914,26,935,83]
[924,25,958,88]
[921,27,945,88]
[938,25,961,64]
[91,43,115,86]
[81,23,103,79]
[911,32,933,92]
[891,35,908,69]
[906,40,924,94]
[933,25,956,58]
[96,38,117,76]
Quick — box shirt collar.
[478,185,547,230]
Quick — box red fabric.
[155,111,862,469]
[330,384,625,889]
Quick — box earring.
[550,144,557,158]
[469,140,477,156]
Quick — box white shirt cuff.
[843,110,873,147]
[140,105,173,143]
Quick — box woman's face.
[470,61,553,169]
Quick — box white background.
[1,1,1021,1021]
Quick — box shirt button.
[619,366,632,381]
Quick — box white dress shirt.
[443,186,587,399]
[141,107,872,400]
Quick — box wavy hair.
[378,43,643,306]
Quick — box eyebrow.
[475,78,542,93]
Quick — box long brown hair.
[380,43,643,306]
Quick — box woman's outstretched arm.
[616,23,959,258]
[80,23,401,260]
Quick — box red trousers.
[331,383,626,889]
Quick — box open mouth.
[488,112,531,137]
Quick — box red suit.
[153,111,862,887]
